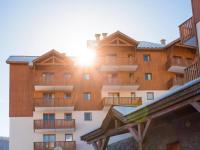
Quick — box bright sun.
[76,49,96,67]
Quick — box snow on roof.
[113,76,200,116]
[137,41,164,49]
[6,56,38,63]
[113,106,137,116]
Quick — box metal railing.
[179,17,195,44]
[185,57,200,82]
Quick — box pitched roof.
[6,56,38,64]
[137,41,164,49]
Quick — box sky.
[0,0,192,137]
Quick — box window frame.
[64,113,72,120]
[64,92,72,99]
[65,134,73,141]
[145,73,152,80]
[83,92,92,100]
[143,54,151,62]
[147,92,154,100]
[84,112,92,121]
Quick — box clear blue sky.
[0,0,192,137]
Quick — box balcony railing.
[166,57,193,70]
[103,97,142,106]
[34,141,76,150]
[34,78,74,86]
[179,17,195,44]
[34,119,75,130]
[34,98,74,107]
[185,58,200,82]
[167,77,185,89]
[98,57,137,65]
[103,78,139,85]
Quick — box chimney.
[102,33,108,39]
[160,39,166,45]
[95,34,101,41]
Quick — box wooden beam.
[128,127,139,142]
[142,119,151,140]
[191,102,200,112]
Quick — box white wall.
[33,110,108,150]
[197,21,200,51]
[10,117,34,150]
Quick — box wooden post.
[191,102,200,112]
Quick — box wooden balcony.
[102,79,140,92]
[179,17,196,46]
[167,77,185,89]
[34,98,75,112]
[166,57,193,73]
[34,79,74,91]
[34,141,76,150]
[99,57,138,71]
[34,119,75,132]
[185,58,200,82]
[34,98,74,107]
[103,97,142,106]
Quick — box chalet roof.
[81,76,200,142]
[137,41,164,49]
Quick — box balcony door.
[43,93,55,106]
[43,113,55,129]
[42,72,54,84]
[43,134,56,148]
[108,92,120,105]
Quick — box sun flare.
[76,49,96,67]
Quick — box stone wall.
[107,137,138,150]
[107,112,200,150]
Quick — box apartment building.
[81,1,200,150]
[7,30,197,150]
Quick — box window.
[64,92,71,99]
[43,93,54,100]
[83,73,90,80]
[83,92,91,100]
[43,134,56,142]
[65,113,72,120]
[145,73,152,80]
[147,92,154,100]
[43,113,55,120]
[64,73,72,80]
[65,134,73,141]
[42,72,54,84]
[144,54,151,62]
[128,54,134,62]
[84,112,92,121]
